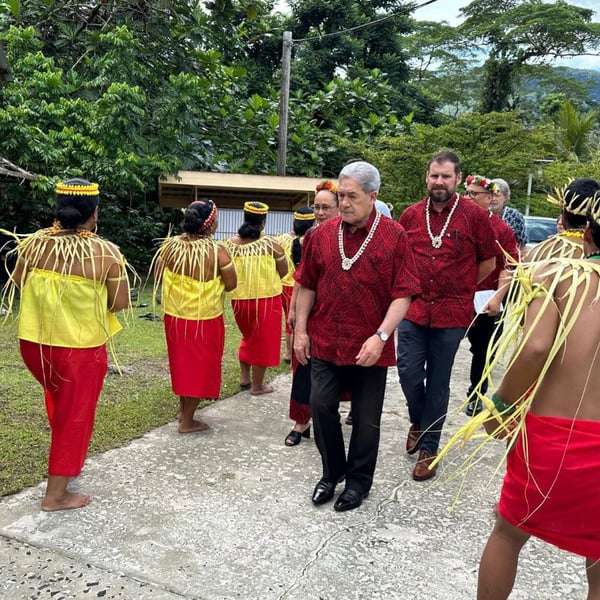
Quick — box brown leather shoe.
[406,423,421,455]
[412,450,438,481]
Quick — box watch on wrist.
[376,330,389,342]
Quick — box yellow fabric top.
[277,232,296,287]
[18,268,122,347]
[226,238,282,300]
[161,268,226,320]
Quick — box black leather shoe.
[333,488,369,512]
[312,478,342,505]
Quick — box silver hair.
[491,178,510,200]
[338,161,381,193]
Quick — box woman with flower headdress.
[525,178,600,261]
[225,202,288,395]
[1,178,131,511]
[436,182,600,599]
[152,198,236,433]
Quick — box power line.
[292,0,441,43]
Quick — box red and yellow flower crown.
[56,181,100,196]
[316,180,337,194]
[465,175,498,194]
[243,201,269,215]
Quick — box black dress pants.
[310,358,387,494]
[467,312,502,395]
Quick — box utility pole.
[277,31,292,176]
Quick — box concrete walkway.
[0,341,588,599]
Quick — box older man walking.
[293,161,420,512]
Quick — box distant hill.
[554,66,600,104]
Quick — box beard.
[428,187,455,203]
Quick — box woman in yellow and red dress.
[225,202,288,395]
[153,199,236,433]
[3,178,131,511]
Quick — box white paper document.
[474,290,502,314]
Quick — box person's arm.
[476,256,496,284]
[11,255,25,289]
[217,245,237,292]
[104,243,130,313]
[272,241,289,279]
[106,260,130,312]
[287,282,299,331]
[293,283,316,365]
[483,269,559,435]
[483,268,511,316]
[355,296,412,367]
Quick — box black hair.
[291,207,316,266]
[564,178,600,230]
[55,177,99,228]
[183,198,214,235]
[238,203,266,240]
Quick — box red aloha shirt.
[477,213,519,291]
[295,210,421,367]
[399,195,496,328]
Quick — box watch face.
[378,331,389,342]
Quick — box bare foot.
[250,384,275,396]
[178,419,210,433]
[41,492,92,511]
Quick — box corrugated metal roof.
[215,208,293,241]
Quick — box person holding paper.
[464,174,518,416]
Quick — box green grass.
[0,292,289,497]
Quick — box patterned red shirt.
[477,213,519,291]
[399,195,496,328]
[295,210,421,366]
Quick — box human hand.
[293,332,311,365]
[355,335,384,367]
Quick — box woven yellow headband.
[56,182,100,196]
[547,180,594,217]
[244,201,269,215]
[589,193,600,225]
[294,210,315,221]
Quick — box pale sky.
[413,0,600,71]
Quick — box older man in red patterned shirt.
[294,160,421,512]
[397,151,497,481]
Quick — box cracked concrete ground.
[0,340,589,599]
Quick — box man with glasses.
[396,152,497,481]
[464,175,518,416]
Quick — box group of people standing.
[3,158,600,599]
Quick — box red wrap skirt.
[164,314,225,399]
[20,339,107,477]
[232,296,282,368]
[498,412,600,560]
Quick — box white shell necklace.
[338,211,381,271]
[426,194,459,248]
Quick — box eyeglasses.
[465,190,491,198]
[312,204,336,212]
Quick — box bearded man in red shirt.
[397,151,497,481]
[294,160,421,512]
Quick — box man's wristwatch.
[376,330,389,342]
